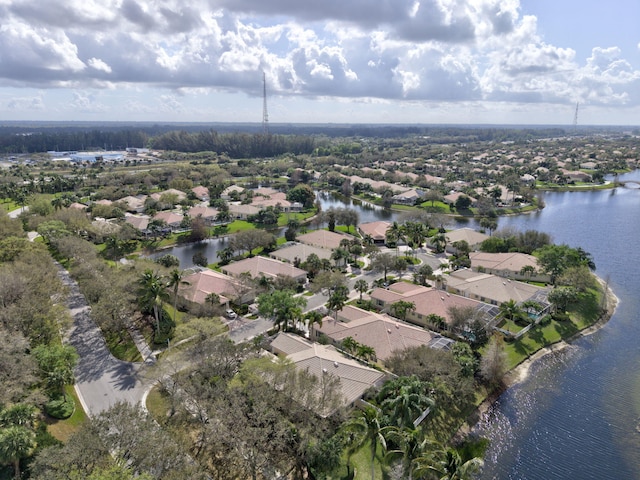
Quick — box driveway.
[57,264,149,416]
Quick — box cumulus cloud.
[6,93,45,111]
[0,0,637,112]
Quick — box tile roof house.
[311,305,453,362]
[124,213,150,231]
[221,185,245,200]
[357,221,391,243]
[392,188,425,205]
[118,195,147,213]
[153,210,184,228]
[270,243,332,264]
[253,187,280,196]
[187,206,219,225]
[153,188,187,201]
[191,186,210,201]
[443,269,550,309]
[470,251,551,283]
[442,228,490,253]
[443,191,476,206]
[221,256,307,283]
[297,230,354,250]
[369,282,491,328]
[228,203,261,219]
[270,333,387,414]
[251,196,292,211]
[178,268,250,306]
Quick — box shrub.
[45,396,75,419]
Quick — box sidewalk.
[128,326,157,364]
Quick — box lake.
[147,191,394,268]
[147,178,640,479]
[476,171,640,479]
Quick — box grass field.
[45,385,88,442]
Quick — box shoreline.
[458,276,619,437]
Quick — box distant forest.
[0,121,630,156]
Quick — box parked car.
[225,309,237,319]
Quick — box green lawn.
[227,220,256,233]
[503,289,602,369]
[105,331,143,362]
[0,198,19,212]
[45,385,88,442]
[334,440,386,480]
[277,210,316,226]
[146,385,171,424]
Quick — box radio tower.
[262,72,269,135]
[573,102,579,130]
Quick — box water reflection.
[477,172,640,479]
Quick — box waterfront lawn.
[277,210,316,226]
[504,288,602,368]
[225,220,255,233]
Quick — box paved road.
[7,206,28,218]
[57,264,150,416]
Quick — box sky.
[0,0,639,125]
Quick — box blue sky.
[0,0,638,125]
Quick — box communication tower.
[262,72,269,134]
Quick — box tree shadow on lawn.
[553,319,579,338]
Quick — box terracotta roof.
[153,211,184,225]
[444,269,550,305]
[221,256,307,280]
[444,228,489,247]
[298,230,354,250]
[179,269,240,305]
[124,214,150,230]
[187,206,218,219]
[470,252,538,273]
[270,243,332,263]
[358,221,391,241]
[191,186,209,198]
[370,282,486,324]
[314,305,448,361]
[274,333,386,410]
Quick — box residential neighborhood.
[0,125,624,479]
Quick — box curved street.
[57,264,150,416]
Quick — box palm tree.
[386,221,405,257]
[327,285,349,321]
[0,426,36,480]
[138,269,169,334]
[341,336,358,355]
[304,310,324,331]
[413,445,483,480]
[431,232,447,254]
[331,247,350,268]
[356,344,376,362]
[217,246,235,264]
[344,406,387,480]
[0,404,37,429]
[389,300,416,321]
[167,269,189,322]
[404,222,428,254]
[498,299,524,324]
[354,279,369,301]
[384,427,428,480]
[379,376,434,429]
[519,264,536,278]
